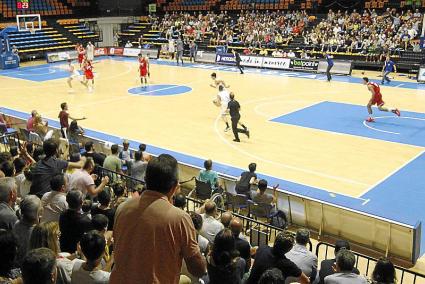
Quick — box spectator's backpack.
[270,210,288,229]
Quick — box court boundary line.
[358,149,425,198]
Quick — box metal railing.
[316,242,425,284]
[0,130,21,151]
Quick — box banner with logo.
[123,48,142,57]
[108,47,124,56]
[262,57,291,70]
[215,53,235,65]
[289,59,319,71]
[240,55,263,67]
[94,48,108,56]
[46,50,78,63]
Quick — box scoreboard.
[17,0,30,9]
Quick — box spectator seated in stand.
[235,162,258,198]
[0,230,21,282]
[0,177,18,231]
[370,257,396,284]
[91,188,115,231]
[200,200,224,244]
[285,228,318,283]
[319,239,360,284]
[198,159,220,190]
[324,249,367,284]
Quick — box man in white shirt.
[200,201,224,243]
[41,174,68,223]
[216,85,231,132]
[69,158,109,198]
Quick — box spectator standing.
[27,110,37,132]
[0,177,18,230]
[91,188,115,231]
[0,230,21,282]
[71,230,111,284]
[58,103,86,139]
[41,174,68,223]
[110,154,206,283]
[69,158,109,198]
[176,37,184,65]
[103,144,123,175]
[82,141,106,167]
[13,195,42,264]
[130,151,148,182]
[381,56,397,85]
[59,190,92,253]
[325,53,334,82]
[21,248,57,284]
[30,139,84,198]
[118,139,132,167]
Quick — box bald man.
[200,201,224,243]
[220,211,233,228]
[231,217,251,272]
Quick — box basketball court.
[1,55,425,250]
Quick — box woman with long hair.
[29,222,76,284]
[207,228,245,284]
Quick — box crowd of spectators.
[302,8,423,60]
[0,112,405,284]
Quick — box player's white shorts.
[87,54,94,61]
[70,70,80,79]
[220,105,229,116]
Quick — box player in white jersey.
[215,85,231,131]
[210,72,230,89]
[86,41,95,62]
[67,59,81,92]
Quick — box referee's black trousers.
[231,115,246,140]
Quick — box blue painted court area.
[0,63,72,82]
[271,101,425,148]
[128,84,192,96]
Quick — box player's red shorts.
[85,71,94,80]
[140,68,147,77]
[78,54,84,63]
[371,93,384,106]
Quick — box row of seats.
[1,25,73,54]
[60,23,99,40]
[365,0,425,9]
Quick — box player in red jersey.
[138,53,150,88]
[77,43,86,69]
[81,59,94,92]
[363,77,400,122]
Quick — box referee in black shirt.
[227,92,249,142]
[232,49,244,74]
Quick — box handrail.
[315,242,425,283]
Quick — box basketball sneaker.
[224,126,230,132]
[393,109,401,117]
[365,117,375,123]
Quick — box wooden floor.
[1,58,424,200]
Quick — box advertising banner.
[215,53,235,64]
[262,57,291,70]
[46,50,78,63]
[108,47,124,56]
[240,55,263,67]
[417,66,425,82]
[94,48,108,56]
[289,59,320,71]
[123,47,142,57]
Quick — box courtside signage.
[262,57,291,70]
[240,55,263,67]
[46,50,78,63]
[290,59,319,71]
[216,53,236,64]
[123,48,142,57]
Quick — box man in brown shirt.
[110,154,206,284]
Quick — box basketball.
[213,99,221,107]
